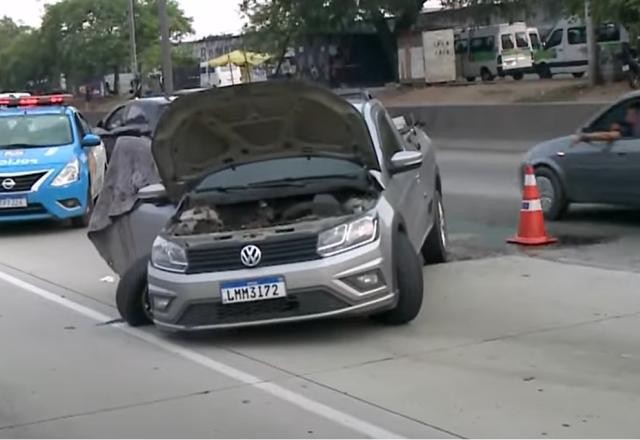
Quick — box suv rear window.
[0,114,73,148]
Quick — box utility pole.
[585,0,598,86]
[127,0,139,95]
[158,0,174,95]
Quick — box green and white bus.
[455,22,534,82]
[534,17,629,79]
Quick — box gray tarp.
[87,136,162,275]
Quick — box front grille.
[176,289,349,327]
[186,234,321,274]
[0,172,47,193]
[0,203,47,216]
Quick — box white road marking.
[0,269,402,439]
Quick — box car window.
[529,32,541,50]
[515,32,529,48]
[597,24,621,43]
[588,99,640,134]
[470,36,495,53]
[568,27,587,45]
[126,103,149,125]
[545,29,563,48]
[501,34,515,50]
[455,38,468,54]
[74,114,87,138]
[77,113,93,135]
[105,106,126,130]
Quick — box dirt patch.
[377,78,628,106]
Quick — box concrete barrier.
[86,103,608,152]
[389,103,604,145]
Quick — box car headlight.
[151,236,187,273]
[51,158,80,187]
[317,215,378,257]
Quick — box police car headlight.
[51,158,80,187]
[151,236,187,273]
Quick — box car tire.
[372,232,423,325]
[535,167,568,221]
[572,72,585,79]
[481,68,494,82]
[537,64,552,79]
[70,187,93,228]
[466,76,476,82]
[513,72,525,81]
[116,257,153,327]
[422,191,448,265]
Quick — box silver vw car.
[91,81,447,331]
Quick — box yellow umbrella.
[208,50,271,68]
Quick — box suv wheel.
[116,257,153,327]
[372,232,423,325]
[422,191,448,264]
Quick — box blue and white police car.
[0,94,106,227]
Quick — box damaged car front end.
[90,80,447,331]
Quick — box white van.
[534,17,629,78]
[454,22,534,81]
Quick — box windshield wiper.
[194,185,250,194]
[249,174,361,188]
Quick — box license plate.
[220,276,287,304]
[0,197,27,209]
[623,64,630,72]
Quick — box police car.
[0,94,106,227]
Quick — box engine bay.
[168,191,378,237]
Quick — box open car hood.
[152,81,379,201]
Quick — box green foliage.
[0,0,193,92]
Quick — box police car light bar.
[0,94,73,107]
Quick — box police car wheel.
[71,191,93,228]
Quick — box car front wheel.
[372,232,424,325]
[535,167,568,220]
[422,190,448,264]
[116,257,153,327]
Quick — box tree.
[240,0,428,80]
[0,17,51,91]
[37,0,193,92]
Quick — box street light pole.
[585,0,598,86]
[158,0,174,95]
[128,0,139,94]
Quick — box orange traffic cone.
[507,165,557,246]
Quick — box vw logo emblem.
[240,245,262,268]
[1,178,16,190]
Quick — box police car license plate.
[0,197,27,209]
[220,276,287,304]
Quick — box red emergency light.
[0,94,73,107]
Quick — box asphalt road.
[1,142,640,438]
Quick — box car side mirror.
[389,150,423,175]
[138,183,167,202]
[81,133,101,147]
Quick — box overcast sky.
[0,0,443,39]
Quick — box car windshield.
[0,114,72,148]
[195,156,365,193]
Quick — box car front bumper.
[148,238,397,331]
[0,180,88,222]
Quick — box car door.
[373,105,429,248]
[542,28,564,73]
[97,104,128,159]
[608,138,640,203]
[562,99,632,203]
